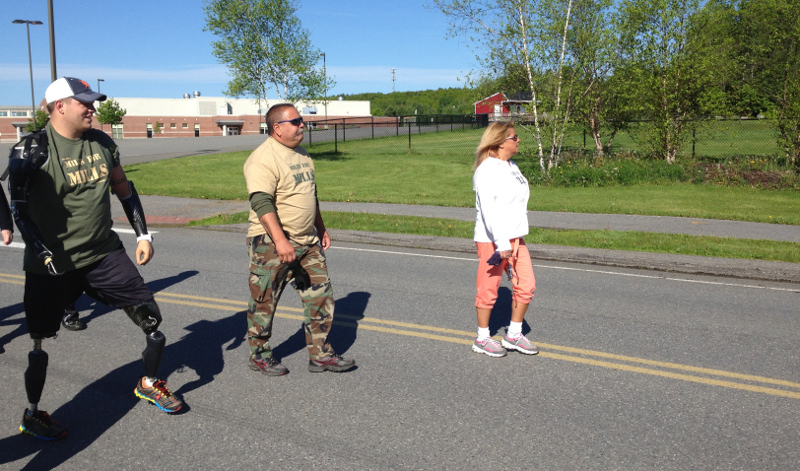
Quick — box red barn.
[474,93,507,115]
[474,92,534,121]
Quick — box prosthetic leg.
[20,338,67,440]
[24,339,47,407]
[124,300,182,413]
[123,300,165,378]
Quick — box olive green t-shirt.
[23,123,121,274]
[243,136,319,245]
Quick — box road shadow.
[0,302,25,355]
[271,291,370,362]
[160,310,246,396]
[73,270,201,328]
[0,302,246,469]
[488,287,532,337]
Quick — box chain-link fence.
[304,115,788,161]
[304,114,486,154]
[563,118,783,160]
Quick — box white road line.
[0,228,157,250]
[330,246,800,293]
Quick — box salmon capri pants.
[475,238,536,310]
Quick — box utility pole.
[12,19,43,131]
[321,52,327,122]
[48,0,57,81]
[391,68,396,93]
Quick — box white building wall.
[110,97,369,117]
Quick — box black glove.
[487,251,502,266]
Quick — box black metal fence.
[304,115,788,160]
[304,114,486,153]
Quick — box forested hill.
[342,88,481,117]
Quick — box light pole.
[13,19,44,131]
[97,78,104,93]
[48,0,57,81]
[321,52,327,123]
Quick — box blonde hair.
[474,121,515,171]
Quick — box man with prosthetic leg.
[6,77,182,441]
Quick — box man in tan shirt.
[243,103,355,375]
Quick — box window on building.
[11,111,28,117]
[0,111,7,117]
[170,123,176,129]
[182,123,188,128]
[112,124,124,140]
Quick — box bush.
[516,150,798,190]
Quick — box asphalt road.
[1,228,799,469]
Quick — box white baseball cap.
[45,77,107,104]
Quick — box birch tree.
[432,0,577,174]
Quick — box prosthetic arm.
[115,180,152,243]
[2,130,61,275]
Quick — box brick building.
[0,95,370,142]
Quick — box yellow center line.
[150,291,800,398]
[2,282,797,399]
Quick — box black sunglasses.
[276,117,304,126]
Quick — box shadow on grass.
[307,150,349,162]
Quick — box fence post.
[692,126,696,158]
[396,116,400,136]
[343,120,346,142]
[408,120,412,151]
[334,123,338,153]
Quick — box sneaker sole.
[62,323,86,331]
[134,388,182,413]
[501,339,539,355]
[19,424,67,440]
[248,360,289,376]
[471,344,507,357]
[308,362,356,373]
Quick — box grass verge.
[189,211,800,264]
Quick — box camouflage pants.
[246,234,335,361]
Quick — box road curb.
[191,224,800,284]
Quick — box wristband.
[137,233,153,243]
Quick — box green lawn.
[127,126,799,263]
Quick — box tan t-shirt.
[243,136,319,245]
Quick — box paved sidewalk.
[120,196,800,283]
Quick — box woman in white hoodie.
[472,121,538,357]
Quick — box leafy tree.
[731,0,800,166]
[96,98,127,127]
[617,0,711,164]
[24,109,49,133]
[567,0,638,159]
[344,88,477,116]
[203,0,334,110]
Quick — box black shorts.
[24,243,153,338]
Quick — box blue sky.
[0,0,480,106]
